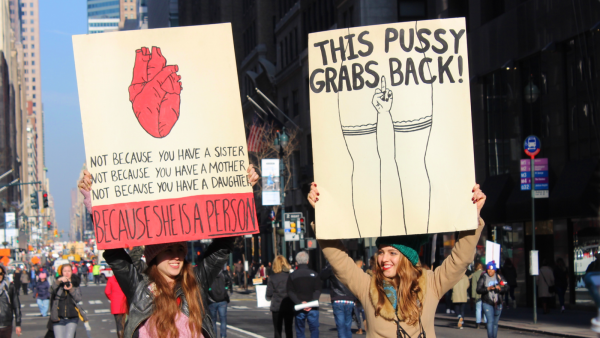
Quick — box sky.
[39,1,88,235]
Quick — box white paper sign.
[486,240,500,266]
[256,285,271,308]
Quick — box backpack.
[208,271,230,303]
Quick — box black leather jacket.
[320,264,356,302]
[104,237,234,338]
[0,282,20,327]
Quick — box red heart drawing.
[128,46,182,138]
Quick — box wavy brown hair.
[145,260,204,338]
[374,252,423,325]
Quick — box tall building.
[119,0,138,29]
[87,0,120,34]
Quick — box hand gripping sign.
[73,24,258,249]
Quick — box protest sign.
[309,18,477,239]
[73,23,258,249]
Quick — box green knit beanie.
[375,234,430,266]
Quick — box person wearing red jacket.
[104,276,127,338]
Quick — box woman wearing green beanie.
[308,183,486,338]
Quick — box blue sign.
[521,183,549,191]
[524,135,541,156]
[270,210,276,220]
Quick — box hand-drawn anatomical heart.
[129,46,182,138]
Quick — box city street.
[15,284,559,338]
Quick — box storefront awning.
[549,159,599,219]
[480,174,513,224]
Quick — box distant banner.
[73,24,259,249]
[261,159,281,206]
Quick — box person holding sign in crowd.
[476,261,508,338]
[78,165,259,338]
[307,182,486,338]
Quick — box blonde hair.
[272,255,290,274]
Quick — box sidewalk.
[436,304,597,338]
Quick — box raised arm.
[103,248,143,305]
[194,237,235,292]
[431,218,484,299]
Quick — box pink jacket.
[105,276,127,314]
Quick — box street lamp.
[274,128,289,260]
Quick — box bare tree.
[247,121,300,220]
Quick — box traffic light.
[306,238,318,250]
[299,217,305,233]
[47,221,51,230]
[54,230,58,237]
[42,191,49,208]
[30,192,38,210]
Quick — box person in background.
[92,264,101,285]
[79,264,89,287]
[266,256,294,338]
[266,262,273,277]
[287,251,321,338]
[470,262,487,329]
[0,265,21,337]
[71,265,78,282]
[321,260,356,338]
[477,261,508,338]
[554,258,568,313]
[365,255,376,276]
[353,259,366,335]
[234,260,244,288]
[501,259,517,309]
[35,273,50,317]
[538,259,555,314]
[105,275,127,338]
[13,268,22,296]
[452,272,469,329]
[207,269,233,338]
[50,264,87,338]
[29,267,37,295]
[20,268,29,296]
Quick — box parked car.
[98,263,113,283]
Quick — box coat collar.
[368,270,427,321]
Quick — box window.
[31,44,34,49]
[31,53,34,57]
[30,11,33,15]
[292,90,299,117]
[30,28,33,32]
[130,14,134,19]
[33,102,36,107]
[24,53,27,57]
[32,77,35,82]
[32,86,35,90]
[24,69,28,74]
[33,94,35,98]
[30,20,33,24]
[30,3,33,7]
[124,6,127,11]
[31,61,34,65]
[25,77,28,82]
[130,6,133,10]
[32,69,35,74]
[31,36,34,40]
[24,61,27,65]
[23,44,27,49]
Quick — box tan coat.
[320,218,484,338]
[538,266,555,298]
[452,274,469,303]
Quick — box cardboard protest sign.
[309,18,477,239]
[73,24,258,249]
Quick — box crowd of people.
[0,165,576,338]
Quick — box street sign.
[262,159,281,206]
[520,158,549,198]
[524,135,541,157]
[284,212,302,241]
[270,210,276,221]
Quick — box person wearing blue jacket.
[35,273,51,317]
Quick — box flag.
[247,117,264,152]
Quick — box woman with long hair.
[78,166,259,338]
[50,264,87,338]
[266,255,294,338]
[307,182,486,337]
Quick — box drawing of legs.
[339,97,381,238]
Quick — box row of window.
[124,6,134,11]
[22,35,34,41]
[23,44,35,49]
[25,77,36,82]
[20,2,34,8]
[88,8,119,17]
[89,22,118,27]
[24,53,36,58]
[243,21,257,57]
[279,28,298,69]
[22,11,34,16]
[24,69,36,74]
[88,1,119,9]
